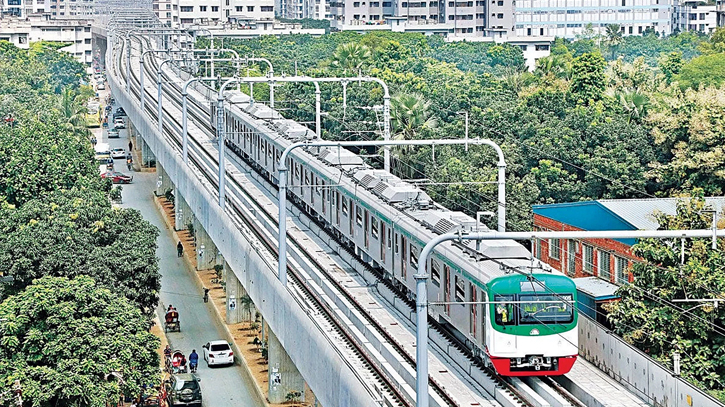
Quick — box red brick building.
[532,198,725,285]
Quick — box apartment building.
[0,14,93,64]
[330,0,515,37]
[676,1,718,33]
[514,0,674,39]
[153,0,274,27]
[0,0,92,18]
[718,0,724,27]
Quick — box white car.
[111,148,127,159]
[114,118,125,129]
[202,340,234,367]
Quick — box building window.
[235,6,242,11]
[583,244,595,274]
[84,38,91,44]
[261,5,273,11]
[567,240,576,276]
[615,256,629,283]
[598,252,611,281]
[199,5,206,11]
[212,6,218,11]
[247,5,254,11]
[549,238,560,260]
[180,6,192,12]
[535,44,549,51]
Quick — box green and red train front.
[484,273,578,376]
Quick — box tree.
[0,276,160,407]
[605,24,624,58]
[570,52,607,104]
[675,53,725,89]
[606,194,725,400]
[0,189,161,315]
[390,93,437,140]
[329,42,372,73]
[616,89,649,123]
[659,52,683,80]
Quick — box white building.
[277,0,329,19]
[330,0,516,38]
[514,0,674,39]
[676,1,718,33]
[153,0,274,27]
[0,0,92,17]
[0,14,93,64]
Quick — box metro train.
[205,92,579,376]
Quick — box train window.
[387,228,392,250]
[518,294,574,324]
[321,183,326,214]
[431,260,440,286]
[342,198,348,215]
[494,295,515,326]
[326,186,331,202]
[364,210,369,248]
[444,266,451,314]
[295,165,300,179]
[455,276,465,302]
[410,244,418,268]
[394,234,399,254]
[356,205,363,226]
[304,172,310,186]
[380,223,386,262]
[371,217,379,240]
[315,179,321,195]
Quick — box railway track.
[115,38,590,407]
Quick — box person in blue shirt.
[189,349,199,373]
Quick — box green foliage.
[606,195,725,398]
[0,189,161,315]
[277,17,330,30]
[570,52,607,104]
[659,52,683,80]
[0,276,160,406]
[675,53,725,90]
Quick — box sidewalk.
[154,195,314,407]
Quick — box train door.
[380,223,386,263]
[444,265,451,315]
[364,209,369,249]
[470,286,477,337]
[335,192,340,226]
[321,182,326,215]
[348,199,353,236]
[401,236,407,280]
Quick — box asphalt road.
[94,106,262,407]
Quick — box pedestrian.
[128,140,133,152]
[177,241,183,257]
[203,287,210,303]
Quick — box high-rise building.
[152,0,274,27]
[675,0,718,33]
[0,0,92,18]
[514,0,674,39]
[0,14,94,64]
[330,0,515,37]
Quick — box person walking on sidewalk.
[128,140,133,152]
[177,241,183,257]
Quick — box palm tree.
[605,24,624,59]
[390,93,437,141]
[59,87,89,138]
[617,90,649,123]
[330,42,372,73]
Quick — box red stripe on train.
[487,353,577,377]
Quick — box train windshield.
[518,294,574,325]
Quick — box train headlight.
[529,328,540,336]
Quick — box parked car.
[107,128,120,138]
[101,171,132,184]
[111,148,127,159]
[165,374,202,407]
[97,82,106,90]
[114,118,125,129]
[202,340,234,367]
[115,107,126,116]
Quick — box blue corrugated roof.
[532,201,637,245]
